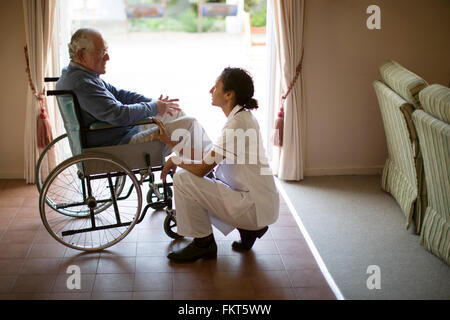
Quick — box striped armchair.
[412,84,450,265]
[373,60,428,233]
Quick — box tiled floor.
[0,179,336,300]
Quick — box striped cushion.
[379,60,428,109]
[412,110,450,265]
[373,80,418,228]
[419,84,450,124]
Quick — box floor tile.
[270,226,305,240]
[0,276,17,294]
[97,257,136,274]
[294,286,337,300]
[136,241,173,257]
[287,268,330,288]
[91,291,132,300]
[172,272,214,291]
[12,275,57,293]
[136,256,174,273]
[133,272,172,291]
[0,230,37,244]
[0,199,24,208]
[0,259,24,275]
[211,271,253,290]
[8,217,42,232]
[52,273,96,293]
[27,243,67,258]
[250,240,279,255]
[100,242,137,257]
[252,288,296,300]
[2,293,51,300]
[173,290,220,300]
[48,292,92,300]
[0,243,31,258]
[248,270,292,289]
[133,290,173,300]
[20,258,62,274]
[58,255,100,274]
[92,273,135,292]
[281,253,318,270]
[275,239,310,255]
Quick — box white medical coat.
[173,105,279,237]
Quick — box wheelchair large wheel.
[39,153,142,251]
[36,133,70,192]
[36,134,126,217]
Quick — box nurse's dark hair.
[219,67,258,110]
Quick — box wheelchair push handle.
[44,77,59,82]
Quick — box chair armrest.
[88,117,155,131]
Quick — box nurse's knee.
[172,169,192,188]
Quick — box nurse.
[155,67,279,263]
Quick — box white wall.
[0,0,27,179]
[302,0,450,176]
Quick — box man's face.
[78,33,109,74]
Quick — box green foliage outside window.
[127,0,266,31]
[129,8,225,32]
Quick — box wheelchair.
[37,78,182,252]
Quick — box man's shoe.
[232,226,269,251]
[168,234,217,263]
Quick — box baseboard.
[0,171,24,179]
[305,165,383,177]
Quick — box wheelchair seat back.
[51,91,164,176]
[55,94,83,157]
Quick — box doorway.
[54,0,269,143]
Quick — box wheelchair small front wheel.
[147,183,172,209]
[164,210,183,240]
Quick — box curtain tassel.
[36,93,53,149]
[271,48,304,148]
[24,46,53,149]
[271,106,284,147]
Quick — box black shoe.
[232,226,269,251]
[168,234,217,263]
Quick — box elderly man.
[56,28,211,154]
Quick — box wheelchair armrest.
[88,117,155,131]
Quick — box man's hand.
[156,95,181,117]
[158,94,179,103]
[160,157,178,183]
[156,99,182,117]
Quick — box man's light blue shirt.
[56,62,158,147]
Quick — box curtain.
[269,0,305,181]
[23,0,57,183]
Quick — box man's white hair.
[68,28,100,61]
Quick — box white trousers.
[129,111,212,157]
[173,169,260,238]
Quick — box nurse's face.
[209,78,228,107]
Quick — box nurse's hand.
[152,117,171,146]
[161,157,178,183]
